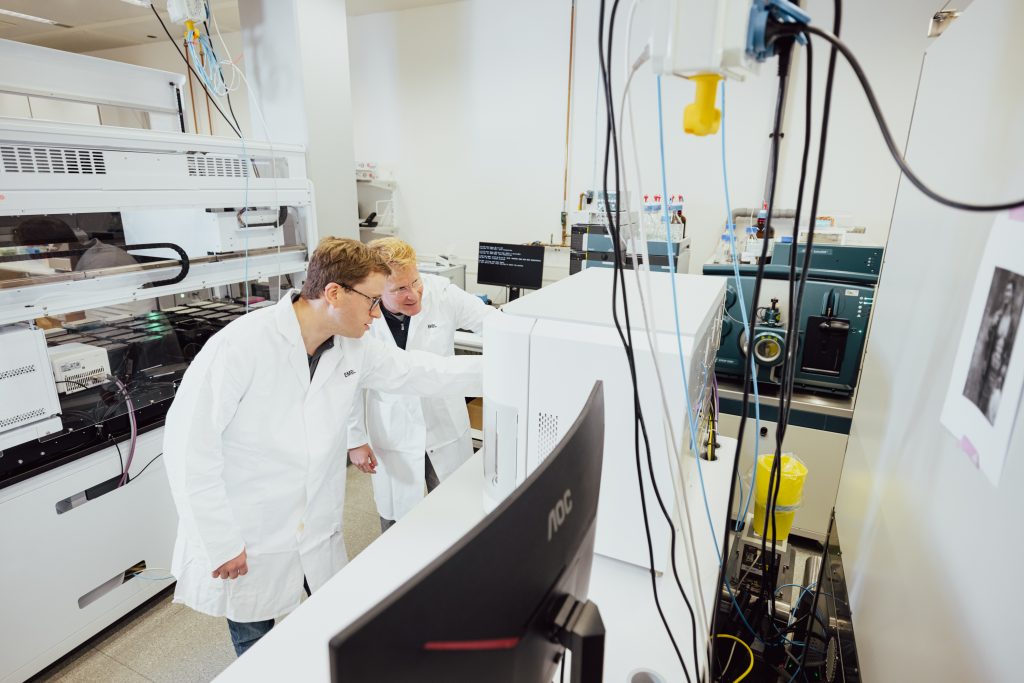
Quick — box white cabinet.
[0,430,177,683]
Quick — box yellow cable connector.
[184,19,198,41]
[683,73,723,136]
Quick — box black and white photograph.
[942,212,1024,487]
[962,267,1024,423]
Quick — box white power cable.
[208,4,242,92]
[616,2,712,679]
[205,0,285,305]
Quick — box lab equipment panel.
[0,299,255,488]
[704,268,875,396]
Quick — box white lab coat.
[163,293,482,622]
[348,274,494,521]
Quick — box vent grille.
[0,364,36,382]
[1,407,45,429]
[60,370,105,394]
[537,412,561,458]
[0,145,107,175]
[187,154,250,178]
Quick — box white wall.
[348,0,940,285]
[87,33,252,138]
[837,2,1022,680]
[349,0,568,275]
[240,0,360,240]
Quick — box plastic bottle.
[720,233,734,263]
[755,201,774,239]
[668,195,686,242]
[744,226,758,261]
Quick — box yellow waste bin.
[751,453,807,543]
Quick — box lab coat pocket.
[366,393,416,451]
[224,551,301,619]
[232,501,266,552]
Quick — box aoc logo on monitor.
[547,489,573,541]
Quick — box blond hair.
[301,237,389,299]
[367,237,417,273]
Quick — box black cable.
[754,45,792,640]
[54,379,98,393]
[771,23,1024,212]
[597,2,694,681]
[150,5,242,139]
[712,65,793,669]
[199,17,262,180]
[202,19,246,138]
[113,437,125,478]
[764,3,846,657]
[761,35,816,643]
[129,453,164,482]
[59,410,101,425]
[717,42,792,652]
[606,24,705,683]
[57,381,128,480]
[772,2,842,633]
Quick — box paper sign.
[941,211,1024,486]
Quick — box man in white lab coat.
[347,238,495,531]
[162,238,482,656]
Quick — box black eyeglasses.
[339,283,382,311]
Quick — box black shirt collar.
[381,303,406,322]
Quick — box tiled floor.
[28,465,824,683]
[28,467,382,683]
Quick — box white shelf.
[358,224,398,235]
[356,178,396,191]
[0,246,308,326]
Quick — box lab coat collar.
[308,339,343,396]
[276,291,318,390]
[277,291,345,395]
[405,280,434,347]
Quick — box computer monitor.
[477,242,545,299]
[330,382,606,683]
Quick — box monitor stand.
[507,286,522,301]
[552,595,605,683]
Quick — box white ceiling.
[0,0,462,54]
[0,1,240,53]
[347,0,464,16]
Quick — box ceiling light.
[119,0,154,7]
[0,8,71,27]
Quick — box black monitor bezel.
[476,241,546,290]
[329,382,605,683]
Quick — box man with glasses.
[348,237,495,532]
[162,238,481,656]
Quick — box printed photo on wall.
[962,268,1024,424]
[941,211,1024,486]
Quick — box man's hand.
[348,443,377,474]
[212,549,248,580]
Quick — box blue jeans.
[227,617,274,657]
[226,577,310,656]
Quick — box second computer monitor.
[477,242,545,292]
